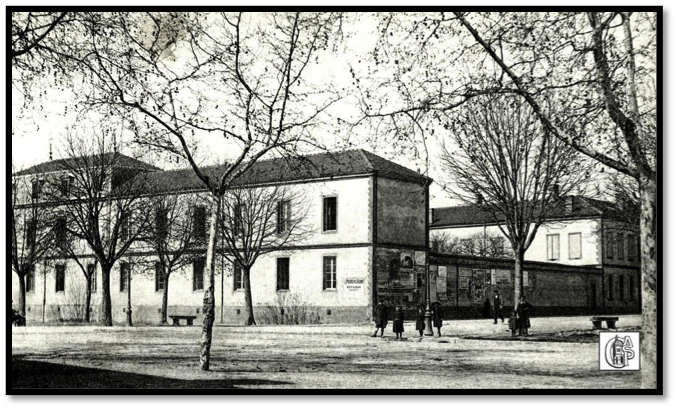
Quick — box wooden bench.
[592,316,619,330]
[169,315,197,326]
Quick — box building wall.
[376,178,427,247]
[431,218,604,266]
[18,247,374,325]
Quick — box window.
[120,263,130,292]
[619,275,625,301]
[323,256,337,290]
[233,264,244,290]
[627,235,638,261]
[629,276,635,301]
[193,259,205,291]
[26,266,35,292]
[56,217,67,248]
[31,179,43,199]
[607,275,614,300]
[26,220,37,249]
[155,208,168,241]
[546,234,560,261]
[120,213,129,241]
[277,200,291,234]
[193,206,207,241]
[59,176,73,197]
[155,262,165,292]
[277,258,290,291]
[88,264,97,293]
[233,204,242,236]
[617,233,625,260]
[55,264,66,292]
[568,233,582,260]
[323,196,337,231]
[606,232,614,260]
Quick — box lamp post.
[423,263,434,336]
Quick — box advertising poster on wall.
[414,250,426,266]
[496,269,511,285]
[400,251,414,270]
[435,265,447,301]
[459,267,472,290]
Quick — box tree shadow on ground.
[11,356,294,389]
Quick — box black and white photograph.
[7,5,665,395]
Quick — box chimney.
[475,193,483,205]
[552,184,560,198]
[565,196,575,214]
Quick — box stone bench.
[591,316,619,330]
[169,315,197,326]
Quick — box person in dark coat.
[482,298,492,318]
[372,300,388,337]
[515,295,533,336]
[432,302,443,337]
[492,290,504,324]
[393,306,405,339]
[415,306,426,337]
[508,311,518,337]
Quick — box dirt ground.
[11,315,642,390]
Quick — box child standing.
[415,306,425,337]
[508,311,518,337]
[393,306,405,339]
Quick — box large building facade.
[12,150,430,325]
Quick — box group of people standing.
[372,291,533,339]
[492,290,533,336]
[372,301,443,339]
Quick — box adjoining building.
[429,196,641,316]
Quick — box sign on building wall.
[344,278,365,297]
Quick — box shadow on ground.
[11,356,293,389]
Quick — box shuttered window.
[546,234,560,261]
[568,233,582,260]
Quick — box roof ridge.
[357,149,374,172]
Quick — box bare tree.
[52,230,98,323]
[63,11,343,370]
[358,11,658,388]
[431,231,512,259]
[11,168,56,319]
[48,130,154,327]
[439,95,587,308]
[145,194,207,325]
[218,185,311,326]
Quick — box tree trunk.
[243,266,256,326]
[161,273,170,325]
[126,268,133,327]
[639,174,657,389]
[17,273,27,317]
[513,248,525,310]
[101,264,113,326]
[84,276,92,323]
[200,194,221,371]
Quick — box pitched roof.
[137,149,431,194]
[14,153,160,176]
[430,196,629,227]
